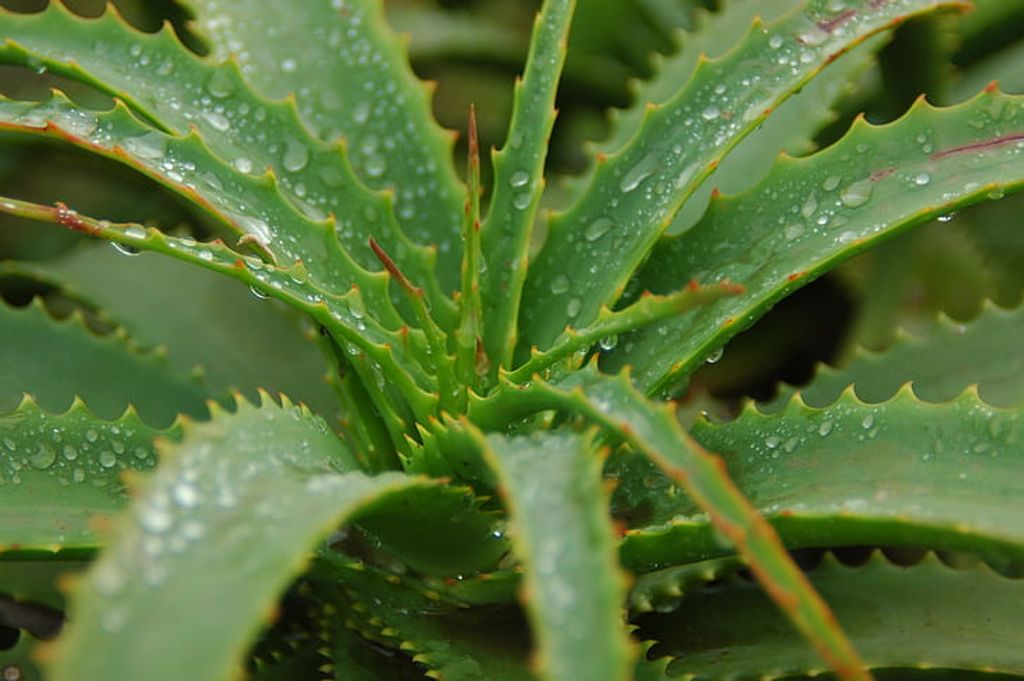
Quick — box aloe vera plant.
[1,0,1024,678]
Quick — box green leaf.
[519,0,959,353]
[764,300,1024,412]
[614,89,1024,394]
[480,0,575,372]
[478,429,633,681]
[471,368,870,681]
[45,394,430,681]
[317,555,535,681]
[31,244,340,421]
[354,484,507,578]
[0,395,176,552]
[0,198,441,429]
[179,0,467,289]
[0,6,455,326]
[0,91,405,328]
[0,298,209,427]
[639,552,1024,678]
[620,387,1024,574]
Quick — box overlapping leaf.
[619,387,1024,573]
[520,0,962,354]
[612,89,1024,394]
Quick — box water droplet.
[512,192,532,210]
[98,451,117,468]
[913,172,931,186]
[364,155,386,178]
[566,297,581,318]
[800,193,818,219]
[784,224,804,241]
[201,110,230,132]
[765,435,781,449]
[56,109,98,137]
[701,105,721,121]
[509,170,530,188]
[579,217,614,244]
[619,154,657,193]
[705,347,724,364]
[141,505,173,533]
[861,414,875,430]
[172,482,198,508]
[281,57,298,73]
[62,445,78,461]
[769,34,784,49]
[283,138,310,172]
[30,444,56,469]
[937,212,956,223]
[249,285,269,300]
[111,241,141,256]
[124,132,167,160]
[206,69,235,98]
[818,420,834,437]
[233,157,254,174]
[550,273,570,295]
[598,334,618,351]
[352,100,371,125]
[85,429,98,443]
[839,180,872,208]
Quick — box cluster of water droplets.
[0,408,156,491]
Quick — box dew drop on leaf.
[705,347,724,364]
[550,273,570,295]
[839,180,872,208]
[585,217,614,242]
[913,172,931,186]
[510,170,530,188]
[30,444,56,470]
[201,110,230,132]
[283,138,310,172]
[98,451,117,468]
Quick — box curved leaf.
[0,91,405,328]
[318,555,534,681]
[46,394,429,681]
[477,429,634,681]
[32,244,340,421]
[620,387,1024,573]
[179,0,467,286]
[614,89,1024,394]
[0,298,209,427]
[0,5,455,326]
[0,395,176,553]
[640,553,1024,678]
[764,300,1024,412]
[471,367,870,680]
[520,0,961,353]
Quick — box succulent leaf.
[480,0,575,373]
[0,298,209,427]
[30,244,341,421]
[178,0,467,287]
[620,387,1024,574]
[765,300,1024,411]
[46,394,425,681]
[0,5,456,327]
[472,367,870,679]
[520,0,962,354]
[0,395,177,553]
[616,89,1024,394]
[478,429,634,681]
[640,552,1024,678]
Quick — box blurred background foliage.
[0,0,1022,417]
